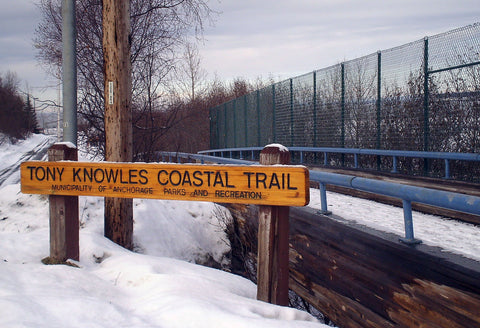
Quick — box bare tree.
[34,0,213,158]
[175,42,207,102]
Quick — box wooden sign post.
[46,143,79,262]
[21,144,309,305]
[256,145,291,306]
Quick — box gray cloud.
[201,0,480,82]
[0,0,478,100]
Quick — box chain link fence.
[209,24,480,180]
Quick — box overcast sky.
[0,0,479,102]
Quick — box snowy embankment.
[308,189,480,262]
[2,134,479,327]
[0,134,325,328]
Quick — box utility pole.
[102,0,133,249]
[62,0,77,145]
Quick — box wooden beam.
[102,0,133,249]
[257,145,290,305]
[224,201,480,327]
[20,161,309,206]
[48,143,79,261]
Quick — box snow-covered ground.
[309,189,480,262]
[0,134,325,328]
[1,134,479,327]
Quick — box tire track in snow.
[0,136,55,187]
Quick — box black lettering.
[57,167,64,181]
[120,169,128,184]
[46,167,56,181]
[105,169,119,183]
[129,169,138,184]
[27,166,36,180]
[138,169,148,184]
[163,188,185,196]
[193,171,203,187]
[213,171,224,187]
[158,170,168,185]
[84,168,93,182]
[94,168,105,183]
[191,189,208,197]
[182,170,192,186]
[225,172,235,188]
[243,172,254,188]
[268,173,280,189]
[203,171,214,186]
[35,167,46,181]
[287,173,297,190]
[170,170,182,186]
[73,168,81,182]
[256,172,267,188]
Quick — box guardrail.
[198,147,480,179]
[156,150,480,244]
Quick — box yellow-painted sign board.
[21,161,309,206]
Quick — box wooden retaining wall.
[224,203,480,328]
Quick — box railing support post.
[399,199,422,245]
[257,144,290,306]
[392,156,398,173]
[318,182,332,215]
[445,159,450,179]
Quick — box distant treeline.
[0,72,39,143]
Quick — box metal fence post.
[223,103,227,148]
[257,90,261,146]
[376,51,382,170]
[423,37,430,174]
[313,71,318,163]
[341,63,346,166]
[244,95,248,147]
[233,99,237,148]
[290,78,294,147]
[272,84,276,143]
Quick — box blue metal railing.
[156,150,480,245]
[198,147,480,179]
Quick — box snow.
[264,143,289,152]
[0,134,53,187]
[54,141,77,149]
[308,188,480,262]
[1,134,479,327]
[0,135,324,328]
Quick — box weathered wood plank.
[47,144,79,262]
[103,0,133,249]
[256,145,291,305]
[224,202,480,328]
[21,161,309,206]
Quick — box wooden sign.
[21,161,309,206]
